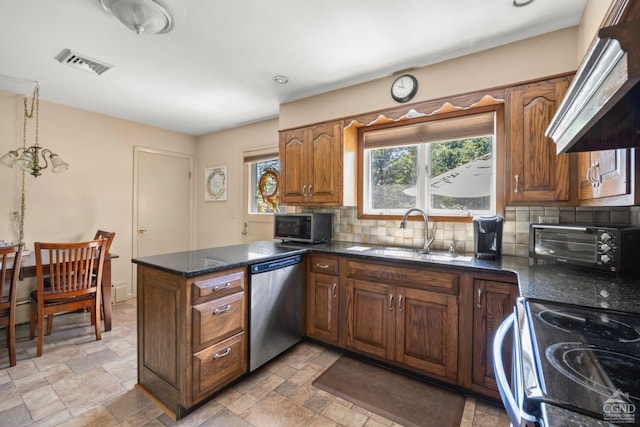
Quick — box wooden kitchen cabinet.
[470,274,518,398]
[279,120,344,205]
[306,255,340,344]
[505,75,574,205]
[137,265,248,418]
[345,259,459,382]
[577,148,639,206]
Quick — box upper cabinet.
[577,148,640,206]
[279,121,348,206]
[505,76,573,205]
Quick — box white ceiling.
[0,0,587,136]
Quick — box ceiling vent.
[55,49,113,75]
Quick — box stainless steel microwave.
[274,213,332,243]
[530,223,640,273]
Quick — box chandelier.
[0,85,69,177]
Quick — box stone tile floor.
[0,299,509,426]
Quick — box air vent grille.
[55,49,113,75]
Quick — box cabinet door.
[506,77,572,204]
[279,128,307,204]
[395,287,458,380]
[472,278,517,397]
[308,121,343,204]
[578,149,631,204]
[345,279,394,360]
[307,272,339,343]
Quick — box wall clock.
[391,74,418,103]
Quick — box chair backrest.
[35,239,107,299]
[0,243,23,313]
[93,230,115,254]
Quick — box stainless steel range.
[494,297,640,426]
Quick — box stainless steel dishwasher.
[249,254,303,371]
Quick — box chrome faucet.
[399,208,437,253]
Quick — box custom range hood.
[546,19,640,154]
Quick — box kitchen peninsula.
[132,240,640,419]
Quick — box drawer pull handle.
[332,282,337,298]
[213,347,231,359]
[213,304,232,315]
[212,283,231,292]
[398,294,404,312]
[477,288,482,308]
[316,263,329,269]
[513,174,520,194]
[388,294,394,311]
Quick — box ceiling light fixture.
[100,0,174,35]
[273,75,289,84]
[0,85,69,177]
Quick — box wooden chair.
[29,239,107,357]
[43,230,115,333]
[94,230,115,254]
[0,243,23,367]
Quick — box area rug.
[312,356,465,427]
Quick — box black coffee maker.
[473,215,504,260]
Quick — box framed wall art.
[205,166,227,201]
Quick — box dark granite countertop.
[132,239,640,315]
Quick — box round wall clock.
[391,74,418,103]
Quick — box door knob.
[137,226,148,235]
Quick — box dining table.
[9,251,117,332]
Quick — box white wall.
[0,90,196,309]
[195,119,280,249]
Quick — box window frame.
[243,150,284,218]
[356,104,505,222]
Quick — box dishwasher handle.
[250,255,302,274]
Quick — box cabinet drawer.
[192,333,247,401]
[346,260,458,293]
[192,292,246,352]
[309,256,339,275]
[191,267,246,304]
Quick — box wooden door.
[506,77,572,204]
[471,278,517,397]
[279,128,307,204]
[308,121,342,204]
[578,149,631,204]
[345,279,394,360]
[395,287,459,380]
[307,272,339,343]
[134,148,193,298]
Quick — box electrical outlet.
[538,216,559,224]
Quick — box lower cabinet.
[137,265,248,418]
[344,259,460,382]
[306,255,340,344]
[470,274,518,398]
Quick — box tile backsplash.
[300,206,640,258]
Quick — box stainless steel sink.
[351,246,474,262]
[366,247,422,258]
[418,252,474,262]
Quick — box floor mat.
[312,355,465,427]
